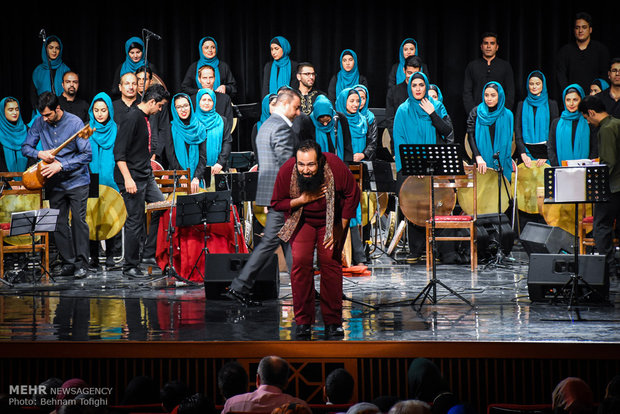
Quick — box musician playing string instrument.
[21,92,92,279]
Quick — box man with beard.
[596,58,620,118]
[271,140,360,339]
[58,72,89,123]
[296,62,324,115]
[113,72,139,125]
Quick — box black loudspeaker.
[475,213,515,259]
[203,253,279,300]
[527,253,609,302]
[520,222,574,255]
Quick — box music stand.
[9,208,59,284]
[216,171,258,252]
[176,191,231,283]
[399,144,473,310]
[228,152,256,171]
[543,165,610,309]
[362,160,397,260]
[484,153,513,269]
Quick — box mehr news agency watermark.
[8,384,113,408]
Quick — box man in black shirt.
[114,84,170,279]
[556,12,610,100]
[112,72,139,125]
[596,58,620,119]
[463,32,515,114]
[57,72,89,124]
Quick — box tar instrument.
[22,124,95,190]
[457,168,510,215]
[86,185,127,241]
[511,163,549,215]
[399,176,456,227]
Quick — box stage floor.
[0,244,619,342]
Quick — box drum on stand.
[457,168,510,216]
[399,176,456,227]
[511,163,549,215]
[86,185,127,241]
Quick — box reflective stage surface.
[1,246,619,342]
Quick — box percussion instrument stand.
[399,144,473,311]
[544,166,610,310]
[158,170,188,284]
[484,153,512,269]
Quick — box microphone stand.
[166,170,180,280]
[141,28,160,102]
[485,152,510,269]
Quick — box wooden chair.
[578,213,594,255]
[425,164,478,271]
[0,172,49,281]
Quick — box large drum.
[536,188,593,235]
[457,168,510,216]
[86,185,127,241]
[399,176,456,227]
[511,163,549,214]
[361,191,389,227]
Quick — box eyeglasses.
[610,69,620,74]
[300,72,316,77]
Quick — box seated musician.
[547,84,591,167]
[0,97,29,173]
[194,89,232,175]
[393,72,454,262]
[168,93,207,193]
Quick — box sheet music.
[554,168,586,202]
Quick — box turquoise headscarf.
[195,37,221,90]
[396,38,418,85]
[392,72,448,172]
[475,82,514,181]
[120,37,145,77]
[354,84,375,125]
[521,71,550,159]
[429,84,444,103]
[592,78,610,92]
[269,36,292,94]
[171,93,207,180]
[335,49,361,100]
[556,84,590,165]
[0,97,28,173]
[88,93,118,190]
[195,89,225,167]
[32,35,71,96]
[310,95,344,159]
[336,88,368,155]
[257,94,276,131]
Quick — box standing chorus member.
[262,36,299,97]
[57,72,89,124]
[110,37,160,99]
[328,49,368,104]
[194,88,231,175]
[596,58,620,118]
[31,35,71,108]
[388,37,428,89]
[181,36,238,98]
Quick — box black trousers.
[593,191,620,276]
[47,184,90,269]
[120,177,165,270]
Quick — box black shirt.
[597,90,620,119]
[58,95,89,124]
[555,40,610,97]
[114,106,152,186]
[463,57,515,114]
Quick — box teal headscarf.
[310,95,343,159]
[521,71,550,159]
[336,88,368,155]
[392,72,448,172]
[591,78,610,92]
[335,49,361,100]
[429,84,444,103]
[195,37,221,90]
[171,93,207,180]
[475,81,514,181]
[88,93,118,190]
[0,97,28,173]
[32,35,71,96]
[556,84,589,165]
[195,89,225,167]
[257,94,276,131]
[354,84,375,125]
[396,38,418,85]
[120,37,145,77]
[269,36,292,94]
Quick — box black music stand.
[362,160,397,260]
[216,171,258,252]
[176,191,231,283]
[399,144,473,310]
[543,165,610,309]
[9,208,59,284]
[484,153,513,269]
[228,152,256,172]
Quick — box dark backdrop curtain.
[3,0,619,152]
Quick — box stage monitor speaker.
[204,253,279,300]
[475,213,515,259]
[520,222,574,256]
[527,253,608,302]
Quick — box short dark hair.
[160,380,191,412]
[578,94,606,114]
[136,65,153,78]
[575,12,592,26]
[297,62,315,73]
[296,139,324,160]
[325,368,354,404]
[405,56,423,70]
[143,83,170,103]
[481,32,499,43]
[37,91,59,112]
[217,361,249,399]
[257,356,290,390]
[177,393,216,414]
[610,57,620,69]
[62,71,78,82]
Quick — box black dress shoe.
[223,287,262,307]
[105,256,117,268]
[325,324,345,338]
[123,267,149,279]
[74,267,89,279]
[141,257,158,266]
[295,324,312,339]
[53,264,75,277]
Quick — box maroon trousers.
[290,221,343,326]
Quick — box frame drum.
[86,185,127,241]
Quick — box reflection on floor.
[0,245,618,342]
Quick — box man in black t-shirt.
[57,72,89,124]
[114,84,170,279]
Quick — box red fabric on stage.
[155,206,248,282]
